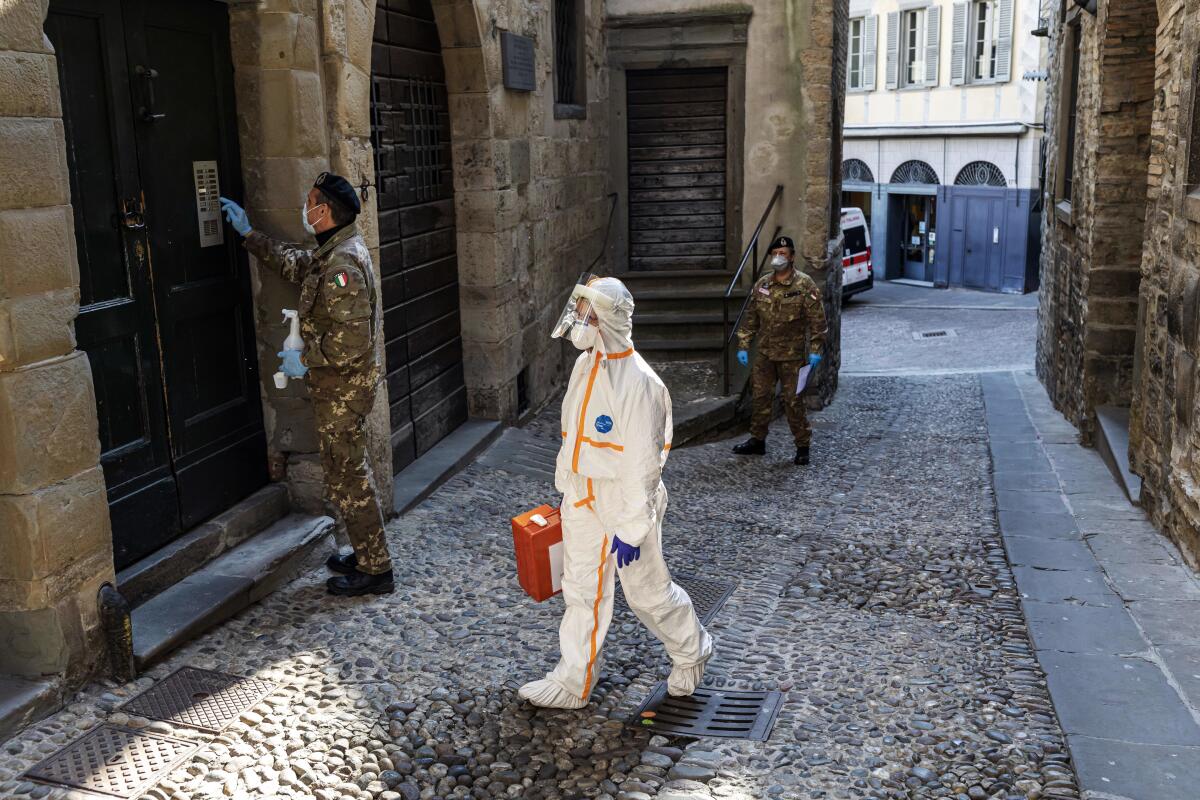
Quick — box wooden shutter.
[950,2,968,85]
[863,15,878,91]
[995,0,1014,81]
[626,68,728,271]
[924,6,941,86]
[885,11,899,89]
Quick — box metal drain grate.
[614,573,735,625]
[118,666,276,734]
[24,724,198,798]
[912,329,958,340]
[635,685,783,740]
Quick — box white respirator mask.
[302,201,319,235]
[568,321,599,351]
[771,254,790,270]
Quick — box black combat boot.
[326,551,358,575]
[732,437,766,455]
[794,446,810,466]
[327,569,394,596]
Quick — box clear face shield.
[550,273,603,340]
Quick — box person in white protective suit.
[518,274,714,709]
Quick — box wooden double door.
[47,0,266,570]
[371,0,468,475]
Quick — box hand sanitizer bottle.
[274,309,303,389]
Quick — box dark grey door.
[371,0,467,475]
[962,195,1003,291]
[626,68,728,270]
[900,195,936,282]
[47,0,267,570]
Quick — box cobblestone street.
[0,361,1086,800]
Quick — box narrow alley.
[8,285,1198,800]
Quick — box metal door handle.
[120,196,145,229]
[136,66,166,122]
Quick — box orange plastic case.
[511,504,565,602]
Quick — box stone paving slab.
[1040,652,1200,746]
[1065,736,1200,800]
[985,371,1200,797]
[993,472,1061,492]
[1004,536,1100,571]
[998,509,1082,540]
[1021,600,1145,655]
[996,490,1070,515]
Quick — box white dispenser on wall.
[274,309,303,389]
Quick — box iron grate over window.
[635,685,784,740]
[554,0,578,106]
[842,158,874,184]
[955,160,1007,187]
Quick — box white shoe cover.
[518,678,588,709]
[667,659,708,696]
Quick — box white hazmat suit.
[519,277,714,709]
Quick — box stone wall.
[1036,0,1156,444]
[1130,0,1200,569]
[0,0,114,680]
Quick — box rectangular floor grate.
[615,573,735,626]
[912,328,958,340]
[634,685,783,741]
[24,724,198,798]
[118,666,276,734]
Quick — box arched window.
[954,161,1007,187]
[890,160,939,184]
[842,159,874,184]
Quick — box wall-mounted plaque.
[501,32,535,92]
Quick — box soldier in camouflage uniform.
[732,235,828,466]
[219,174,394,596]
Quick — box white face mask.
[771,254,790,270]
[302,201,319,235]
[569,322,599,351]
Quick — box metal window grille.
[404,76,444,204]
[890,160,938,184]
[554,0,578,105]
[842,158,874,184]
[954,161,1007,187]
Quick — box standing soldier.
[732,235,828,466]
[219,174,394,596]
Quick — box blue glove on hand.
[278,350,307,378]
[737,350,749,367]
[808,353,822,368]
[219,197,252,236]
[611,536,641,569]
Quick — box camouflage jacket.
[244,225,381,410]
[735,268,828,361]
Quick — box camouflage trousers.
[749,357,812,447]
[313,394,392,575]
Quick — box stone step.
[117,484,291,608]
[131,513,334,669]
[0,675,59,741]
[619,269,737,293]
[1095,405,1142,505]
[392,419,502,514]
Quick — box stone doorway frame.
[0,0,498,685]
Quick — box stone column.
[0,0,115,679]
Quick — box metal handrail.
[721,185,784,394]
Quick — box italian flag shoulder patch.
[332,271,349,288]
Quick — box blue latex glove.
[809,353,822,368]
[219,197,252,236]
[278,350,307,378]
[611,536,641,569]
[737,350,749,367]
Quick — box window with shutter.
[994,0,1014,82]
[900,9,926,88]
[1060,23,1082,202]
[925,6,941,86]
[885,11,900,89]
[848,17,864,90]
[950,2,968,85]
[863,15,878,91]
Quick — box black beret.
[772,235,795,251]
[314,171,361,217]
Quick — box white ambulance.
[840,207,873,298]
